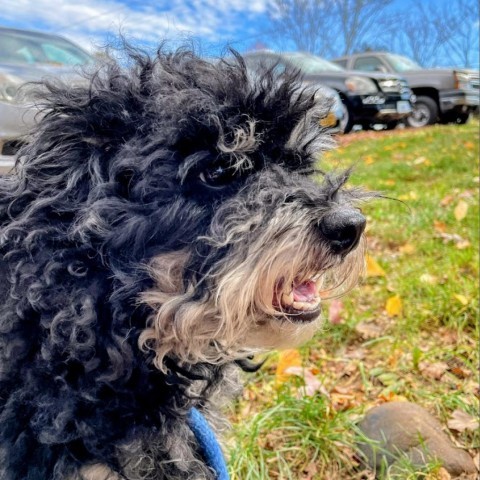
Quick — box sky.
[0,0,478,65]
[0,0,276,55]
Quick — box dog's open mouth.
[274,276,322,323]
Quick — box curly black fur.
[0,46,361,479]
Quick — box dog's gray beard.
[139,201,366,370]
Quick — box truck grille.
[468,74,479,90]
[378,78,411,95]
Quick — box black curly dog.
[0,47,370,479]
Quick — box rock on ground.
[357,401,477,477]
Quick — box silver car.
[0,27,94,171]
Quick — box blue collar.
[187,408,230,480]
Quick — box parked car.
[310,84,345,131]
[0,27,94,171]
[332,52,479,127]
[242,51,414,133]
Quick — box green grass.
[227,121,479,479]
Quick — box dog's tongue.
[292,280,317,302]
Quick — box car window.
[334,59,348,68]
[244,55,286,74]
[0,30,93,66]
[353,56,384,72]
[384,53,422,72]
[282,53,344,73]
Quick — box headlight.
[454,71,470,90]
[345,76,378,94]
[0,73,25,103]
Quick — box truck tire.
[339,101,354,133]
[407,96,438,128]
[455,112,470,124]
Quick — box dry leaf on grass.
[386,294,403,317]
[399,243,416,254]
[433,220,448,233]
[301,462,318,480]
[355,321,384,339]
[440,194,455,207]
[454,200,468,221]
[283,366,329,397]
[420,273,438,285]
[453,294,469,306]
[447,409,480,433]
[366,255,386,277]
[432,467,452,480]
[419,361,449,380]
[275,349,302,384]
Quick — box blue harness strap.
[187,408,230,480]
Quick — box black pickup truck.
[242,51,414,133]
[333,52,479,127]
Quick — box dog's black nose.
[319,208,366,255]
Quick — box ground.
[227,120,479,480]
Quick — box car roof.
[334,51,390,60]
[0,26,72,43]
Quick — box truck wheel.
[339,101,354,133]
[384,121,398,130]
[455,112,470,124]
[407,96,438,128]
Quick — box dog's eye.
[199,164,235,187]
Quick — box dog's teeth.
[282,292,294,306]
[292,299,320,311]
[315,276,324,289]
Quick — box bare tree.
[269,0,395,57]
[392,0,479,68]
[332,0,395,55]
[269,0,338,56]
[437,0,479,68]
[392,2,447,67]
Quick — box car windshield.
[283,53,344,73]
[385,53,422,72]
[0,30,93,67]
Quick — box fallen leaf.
[378,391,408,403]
[464,141,475,149]
[454,200,468,221]
[386,294,402,317]
[447,409,480,433]
[366,255,386,277]
[454,294,469,306]
[455,239,471,249]
[284,366,329,397]
[473,452,479,471]
[384,179,396,186]
[436,232,467,245]
[420,273,438,285]
[433,220,447,233]
[276,349,302,385]
[301,462,318,480]
[449,366,472,379]
[419,361,449,380]
[433,467,452,480]
[363,155,374,165]
[413,156,427,165]
[355,321,384,339]
[328,298,344,324]
[399,243,416,254]
[440,194,455,207]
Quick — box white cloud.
[0,0,274,51]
